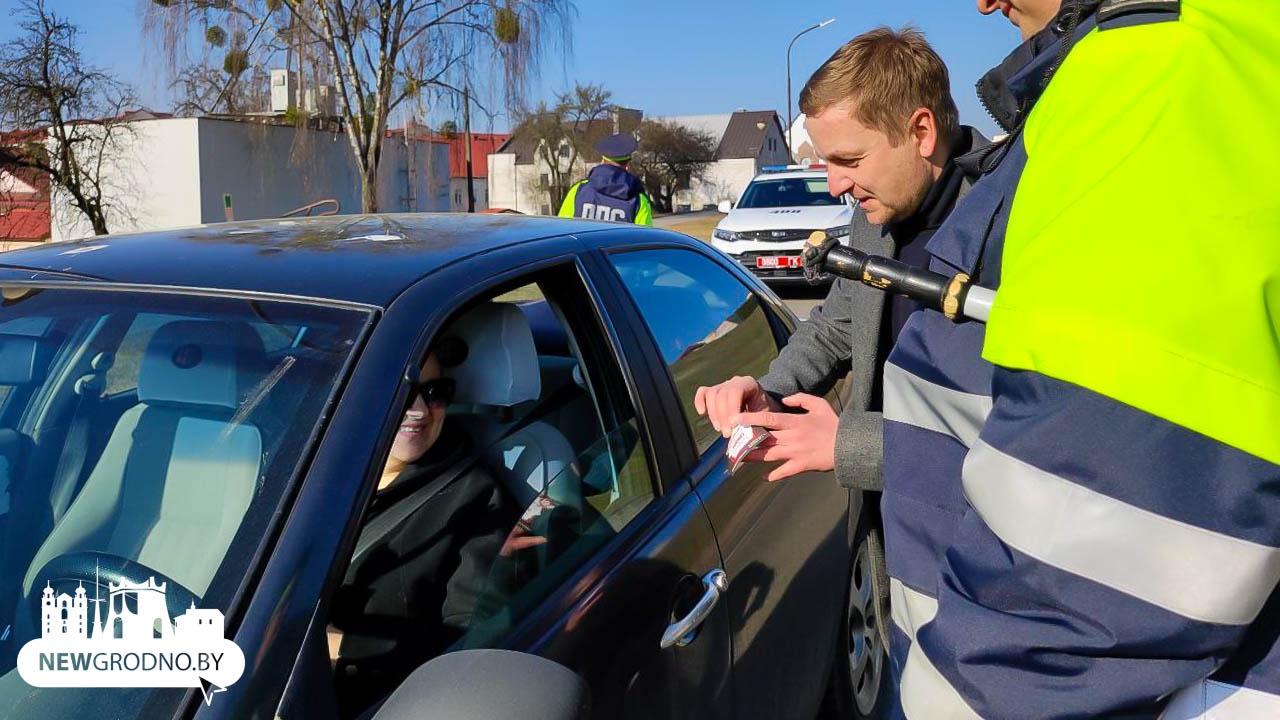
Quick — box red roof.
[1,128,48,146]
[0,206,50,241]
[440,133,508,179]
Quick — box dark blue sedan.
[0,214,887,720]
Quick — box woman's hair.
[432,336,468,368]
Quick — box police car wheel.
[824,512,889,718]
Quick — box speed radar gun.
[800,231,995,323]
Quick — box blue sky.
[0,1,1022,137]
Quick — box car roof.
[0,214,624,307]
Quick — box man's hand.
[695,375,781,438]
[731,393,839,482]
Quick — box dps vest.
[559,165,652,225]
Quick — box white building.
[51,116,451,242]
[662,110,793,211]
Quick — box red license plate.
[757,255,799,269]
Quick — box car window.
[610,248,781,454]
[326,275,655,718]
[736,177,844,208]
[0,286,369,719]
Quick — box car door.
[598,240,854,720]
[281,244,735,720]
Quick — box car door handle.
[660,569,729,649]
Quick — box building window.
[559,144,570,159]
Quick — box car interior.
[0,295,362,674]
[327,282,653,719]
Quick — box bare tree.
[513,83,613,211]
[145,0,574,213]
[631,119,717,214]
[0,0,136,236]
[171,63,271,117]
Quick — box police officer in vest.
[709,0,1280,717]
[557,133,653,225]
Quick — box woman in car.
[328,344,527,716]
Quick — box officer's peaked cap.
[596,133,638,161]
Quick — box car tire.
[822,504,890,719]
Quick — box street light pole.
[787,18,836,160]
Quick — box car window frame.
[364,253,666,513]
[299,248,681,712]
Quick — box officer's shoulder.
[1027,4,1193,144]
[1095,0,1181,32]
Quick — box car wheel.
[823,507,889,718]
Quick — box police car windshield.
[736,178,844,209]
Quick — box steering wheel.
[25,551,202,637]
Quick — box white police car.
[711,165,854,284]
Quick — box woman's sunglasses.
[410,377,456,407]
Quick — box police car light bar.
[761,164,827,173]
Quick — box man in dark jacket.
[696,27,987,489]
[557,133,654,225]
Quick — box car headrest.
[438,303,540,407]
[0,333,54,385]
[138,321,266,410]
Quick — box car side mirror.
[717,200,732,214]
[372,649,590,720]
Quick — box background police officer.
[557,133,653,225]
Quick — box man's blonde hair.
[799,27,960,146]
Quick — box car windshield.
[0,284,369,717]
[735,177,844,208]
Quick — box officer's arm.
[902,9,1280,718]
[557,183,581,218]
[635,194,653,226]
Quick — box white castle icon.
[40,573,223,642]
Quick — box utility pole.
[464,85,475,213]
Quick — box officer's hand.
[731,393,838,482]
[695,375,779,438]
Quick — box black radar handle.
[800,231,990,322]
